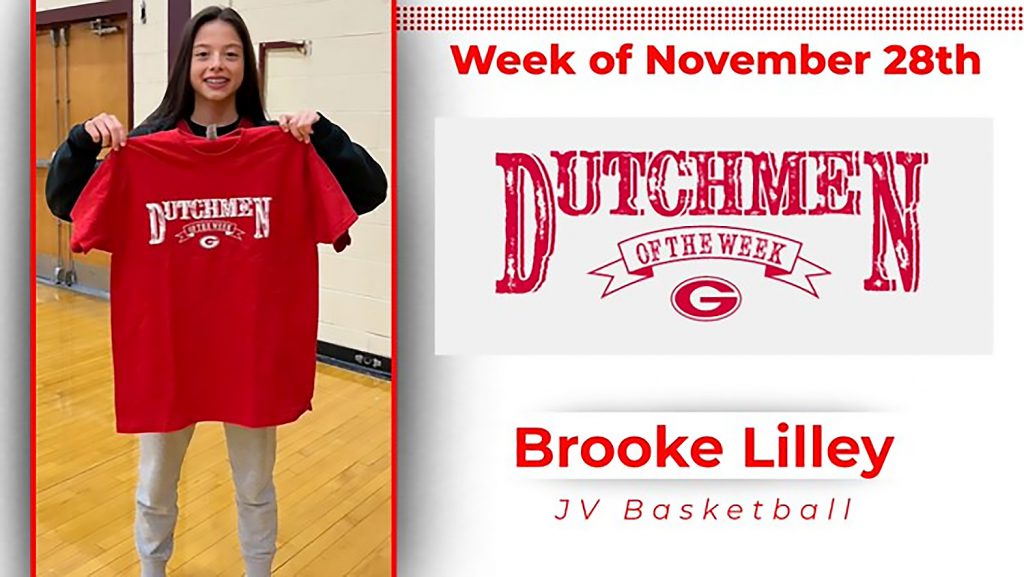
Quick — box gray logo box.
[434,118,992,355]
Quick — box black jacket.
[44,113,388,222]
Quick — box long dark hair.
[140,6,266,130]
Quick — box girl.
[46,6,387,220]
[44,6,387,577]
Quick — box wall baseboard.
[317,341,391,381]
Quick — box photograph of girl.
[35,2,392,576]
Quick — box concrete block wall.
[225,0,392,358]
[37,0,91,10]
[134,1,170,125]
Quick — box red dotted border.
[395,6,1024,32]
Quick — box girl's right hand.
[83,113,128,151]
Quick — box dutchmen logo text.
[494,150,925,321]
[145,197,272,249]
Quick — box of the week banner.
[397,2,1022,576]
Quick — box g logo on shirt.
[671,276,742,322]
[199,235,221,249]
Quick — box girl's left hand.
[278,110,321,144]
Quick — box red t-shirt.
[70,124,358,433]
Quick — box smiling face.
[189,20,244,108]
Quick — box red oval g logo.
[199,235,221,249]
[671,276,742,322]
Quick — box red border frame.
[29,0,400,574]
[30,1,38,575]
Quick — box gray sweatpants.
[135,423,277,577]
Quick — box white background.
[398,1,1023,576]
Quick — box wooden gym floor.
[36,284,391,576]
